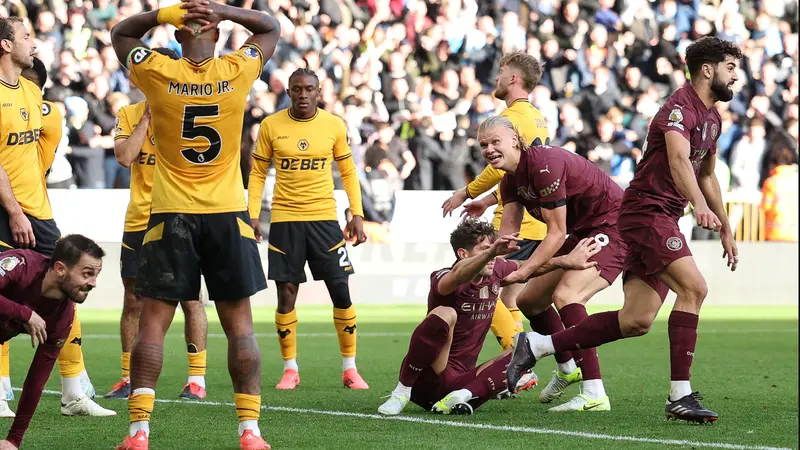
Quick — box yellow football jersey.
[248,108,364,223]
[127,44,264,214]
[115,101,156,232]
[0,77,51,220]
[467,99,549,240]
[38,100,63,177]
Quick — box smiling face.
[54,254,102,304]
[478,123,520,173]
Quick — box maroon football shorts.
[617,211,693,301]
[410,364,478,410]
[555,223,627,285]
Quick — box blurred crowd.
[1,0,798,240]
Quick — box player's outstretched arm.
[110,11,159,67]
[503,205,566,284]
[698,153,738,271]
[0,165,35,248]
[461,191,499,219]
[5,343,60,448]
[441,166,503,217]
[437,234,520,296]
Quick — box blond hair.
[499,51,544,92]
[477,116,527,152]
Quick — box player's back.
[115,101,156,231]
[627,84,721,219]
[257,108,350,222]
[427,259,516,372]
[127,45,264,214]
[0,77,50,219]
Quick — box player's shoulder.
[19,76,41,95]
[491,258,517,279]
[316,109,347,131]
[42,100,60,118]
[223,44,264,64]
[0,249,46,279]
[431,267,451,280]
[128,46,168,69]
[261,108,291,127]
[119,101,145,119]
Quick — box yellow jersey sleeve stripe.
[334,153,352,161]
[114,134,131,141]
[252,153,270,162]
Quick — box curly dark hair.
[685,37,743,77]
[449,218,497,258]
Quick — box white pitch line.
[26,389,794,450]
[80,329,799,340]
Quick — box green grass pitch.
[2,305,797,450]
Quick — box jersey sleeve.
[653,100,696,143]
[333,119,364,218]
[0,253,33,322]
[114,106,133,141]
[499,174,520,206]
[532,155,567,209]
[127,47,168,98]
[38,102,63,175]
[248,120,272,220]
[466,165,504,198]
[429,268,451,298]
[225,44,265,87]
[492,258,517,280]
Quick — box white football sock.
[342,356,356,371]
[557,359,578,375]
[582,379,606,399]
[1,376,11,391]
[283,359,298,372]
[527,333,555,359]
[61,376,84,402]
[187,376,206,389]
[130,420,150,437]
[669,381,692,401]
[238,420,261,437]
[393,381,412,399]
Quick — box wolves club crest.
[20,108,28,121]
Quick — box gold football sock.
[275,310,298,360]
[187,347,207,377]
[129,388,156,423]
[234,393,261,422]
[490,299,516,350]
[0,342,9,378]
[333,306,358,358]
[121,352,131,379]
[58,310,85,377]
[508,307,525,333]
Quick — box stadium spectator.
[3,0,794,224]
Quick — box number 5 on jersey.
[181,105,222,164]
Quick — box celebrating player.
[0,235,106,450]
[110,1,279,448]
[104,47,210,401]
[505,37,742,423]
[478,115,627,412]
[377,218,600,416]
[441,52,557,360]
[0,18,111,419]
[248,69,369,391]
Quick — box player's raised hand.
[24,311,47,348]
[442,188,468,217]
[345,215,368,247]
[490,232,521,256]
[461,199,488,219]
[180,0,225,32]
[0,439,19,450]
[559,237,601,270]
[250,218,262,243]
[9,212,35,249]
[720,229,738,272]
[693,202,721,231]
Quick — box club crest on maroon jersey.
[666,237,684,251]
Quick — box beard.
[710,76,734,102]
[493,85,507,100]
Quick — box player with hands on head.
[505,37,742,424]
[377,219,602,417]
[110,0,280,448]
[480,115,628,412]
[248,68,369,392]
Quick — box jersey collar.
[0,78,20,89]
[288,108,319,122]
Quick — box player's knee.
[681,279,708,306]
[122,280,142,314]
[276,282,299,313]
[325,277,352,309]
[619,313,654,337]
[552,288,579,310]
[429,306,457,326]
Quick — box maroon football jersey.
[500,145,623,235]
[0,249,75,448]
[428,258,517,372]
[626,84,722,219]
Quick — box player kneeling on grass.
[377,219,600,416]
[0,235,110,450]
